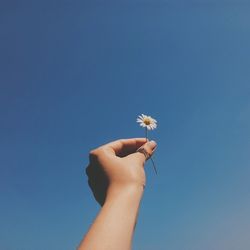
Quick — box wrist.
[105,184,144,205]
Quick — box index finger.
[104,138,147,156]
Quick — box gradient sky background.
[1,0,250,249]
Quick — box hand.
[86,138,157,206]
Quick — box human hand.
[86,138,157,206]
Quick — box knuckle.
[89,147,106,161]
[89,148,99,160]
[115,139,124,147]
[89,149,98,156]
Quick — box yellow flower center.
[143,118,151,125]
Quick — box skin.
[78,138,157,250]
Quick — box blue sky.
[1,0,250,249]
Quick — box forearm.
[78,185,144,250]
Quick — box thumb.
[132,140,157,164]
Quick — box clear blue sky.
[1,0,250,249]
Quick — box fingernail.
[148,140,157,150]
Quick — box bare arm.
[78,138,157,250]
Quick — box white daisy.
[136,114,157,130]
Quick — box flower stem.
[150,157,158,175]
[145,127,157,175]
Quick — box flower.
[136,114,157,130]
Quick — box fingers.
[135,140,157,162]
[104,138,147,156]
